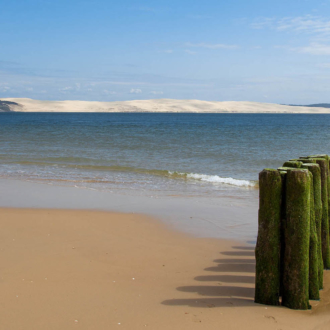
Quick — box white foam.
[170,171,255,187]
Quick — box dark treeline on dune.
[0,100,20,112]
[288,103,330,108]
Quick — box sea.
[1,112,330,239]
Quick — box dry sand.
[1,208,330,329]
[2,97,330,113]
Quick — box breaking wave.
[168,172,256,187]
[1,158,257,188]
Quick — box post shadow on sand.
[161,243,257,308]
[221,251,255,257]
[194,275,255,284]
[213,258,255,264]
[232,246,255,251]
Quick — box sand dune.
[2,97,330,113]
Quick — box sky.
[1,0,330,104]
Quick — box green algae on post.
[282,161,303,168]
[255,169,282,306]
[302,163,323,290]
[301,167,319,300]
[308,154,329,159]
[282,169,310,310]
[307,155,330,233]
[311,158,330,269]
[278,167,298,172]
[279,170,287,297]
[290,159,315,163]
[299,158,317,164]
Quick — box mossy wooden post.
[301,166,319,299]
[311,156,330,242]
[310,158,330,269]
[279,170,287,297]
[298,158,317,164]
[308,155,330,230]
[283,161,303,168]
[282,169,310,310]
[302,163,323,290]
[255,169,282,306]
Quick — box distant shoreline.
[1,97,330,113]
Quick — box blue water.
[1,112,330,199]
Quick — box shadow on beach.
[162,244,256,308]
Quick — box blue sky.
[1,0,330,103]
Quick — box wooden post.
[282,169,310,310]
[255,169,282,305]
[309,158,330,269]
[301,166,319,299]
[283,161,303,168]
[302,163,323,290]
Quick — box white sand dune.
[2,97,330,113]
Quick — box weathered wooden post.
[255,154,330,309]
[309,158,330,269]
[297,158,317,164]
[255,169,282,305]
[301,167,319,300]
[302,163,323,290]
[278,170,288,298]
[282,169,311,310]
[307,155,330,238]
[283,160,303,168]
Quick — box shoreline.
[0,177,258,240]
[1,207,330,330]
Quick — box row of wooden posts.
[255,154,330,310]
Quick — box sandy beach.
[0,208,330,330]
[3,0,330,328]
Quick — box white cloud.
[185,42,239,49]
[103,89,117,95]
[150,91,163,95]
[251,15,330,37]
[250,17,275,30]
[318,63,330,68]
[59,84,82,92]
[159,49,173,54]
[251,16,330,56]
[293,42,330,55]
[185,49,197,54]
[59,86,73,92]
[277,16,330,35]
[130,88,142,94]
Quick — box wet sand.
[1,208,330,329]
[0,178,258,240]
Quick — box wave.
[169,172,256,187]
[1,159,257,188]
